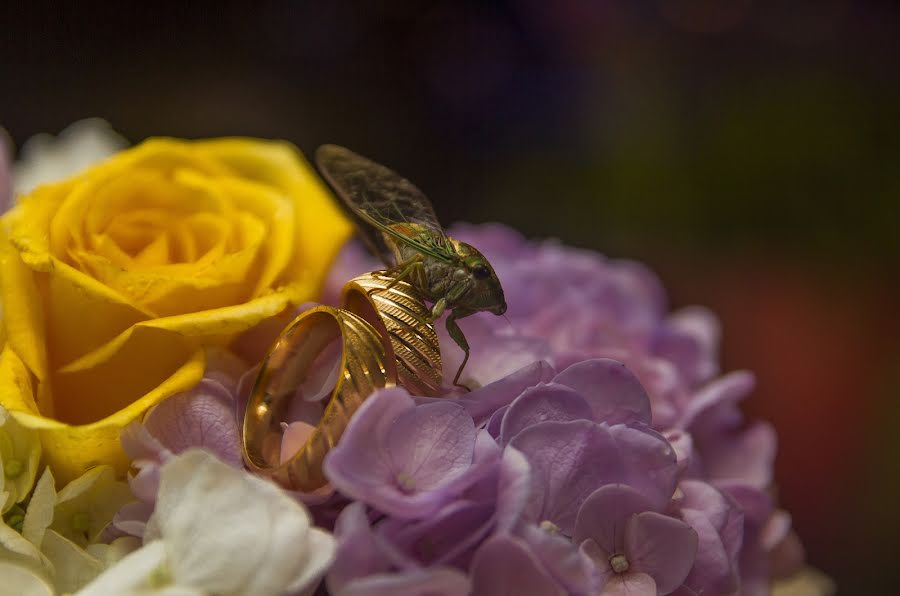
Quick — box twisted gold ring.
[242,305,397,491]
[342,272,444,396]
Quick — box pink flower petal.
[602,572,657,596]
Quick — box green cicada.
[315,145,506,389]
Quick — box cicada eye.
[473,264,491,280]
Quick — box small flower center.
[4,459,23,478]
[609,553,630,574]
[539,520,561,535]
[5,507,24,533]
[396,472,416,493]
[148,564,172,588]
[72,512,91,533]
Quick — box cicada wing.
[315,144,455,265]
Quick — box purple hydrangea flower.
[320,223,808,595]
[574,484,698,595]
[324,388,500,518]
[673,480,744,595]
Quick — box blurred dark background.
[2,1,898,591]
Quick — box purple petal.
[651,307,720,388]
[495,446,532,533]
[127,461,162,503]
[760,510,792,551]
[499,384,593,445]
[142,379,242,467]
[120,422,171,463]
[573,484,655,554]
[626,512,698,593]
[203,347,250,394]
[679,507,742,595]
[608,424,678,509]
[719,483,773,527]
[326,389,499,518]
[440,317,552,388]
[378,499,495,569]
[112,501,154,538]
[700,421,776,489]
[485,405,507,439]
[327,502,392,594]
[456,360,556,424]
[519,523,598,595]
[338,568,471,596]
[324,388,416,503]
[470,535,565,596]
[679,480,742,538]
[387,402,476,491]
[680,371,755,431]
[552,359,652,425]
[663,429,694,475]
[511,420,622,535]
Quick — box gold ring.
[242,305,397,491]
[342,272,444,396]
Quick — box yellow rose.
[0,138,351,482]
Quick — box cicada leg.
[370,254,425,296]
[446,308,474,391]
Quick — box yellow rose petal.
[4,348,205,484]
[0,233,49,387]
[52,325,197,425]
[215,175,295,296]
[191,138,353,291]
[44,259,153,370]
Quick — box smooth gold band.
[342,272,444,396]
[242,305,396,491]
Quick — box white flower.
[0,130,11,212]
[50,465,133,547]
[77,449,336,596]
[0,561,55,596]
[0,404,42,512]
[11,118,127,195]
[13,466,140,594]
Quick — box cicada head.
[453,241,506,316]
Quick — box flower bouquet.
[0,120,833,595]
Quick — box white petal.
[41,529,104,593]
[52,465,133,546]
[284,527,336,594]
[23,468,56,547]
[0,405,42,510]
[75,540,169,596]
[0,560,54,596]
[86,536,142,568]
[0,518,44,564]
[12,118,127,195]
[154,449,334,596]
